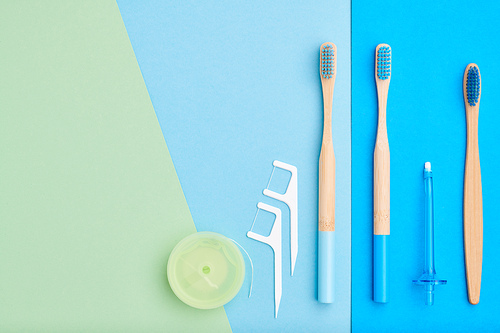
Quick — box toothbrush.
[318,42,336,303]
[463,63,483,305]
[373,44,391,303]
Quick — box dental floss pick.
[247,160,298,317]
[263,160,298,275]
[247,202,283,318]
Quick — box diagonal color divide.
[0,1,231,331]
[117,0,351,331]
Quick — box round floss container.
[167,232,245,309]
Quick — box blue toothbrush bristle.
[321,44,335,79]
[377,46,391,80]
[466,66,480,106]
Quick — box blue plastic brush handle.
[374,234,388,303]
[318,230,335,303]
[424,168,435,274]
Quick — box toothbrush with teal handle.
[318,42,336,303]
[463,63,482,305]
[373,44,391,303]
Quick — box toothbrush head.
[320,43,336,80]
[376,44,391,81]
[464,64,481,107]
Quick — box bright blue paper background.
[117,1,351,332]
[352,1,500,332]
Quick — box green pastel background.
[0,1,230,331]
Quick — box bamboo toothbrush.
[373,44,391,303]
[318,42,336,303]
[463,63,483,305]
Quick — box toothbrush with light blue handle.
[318,42,336,303]
[373,44,391,303]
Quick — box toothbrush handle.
[373,234,388,303]
[374,134,390,235]
[374,131,390,303]
[318,133,335,303]
[318,230,335,303]
[464,114,483,305]
[319,141,335,231]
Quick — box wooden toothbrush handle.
[464,115,483,305]
[374,134,390,235]
[319,140,335,231]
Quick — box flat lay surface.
[117,0,351,331]
[0,1,230,331]
[2,0,500,331]
[352,1,500,331]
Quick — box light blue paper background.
[352,1,500,331]
[117,0,351,332]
